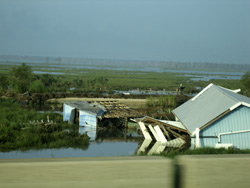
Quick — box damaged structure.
[172,83,250,149]
[138,83,250,153]
[137,116,190,154]
[63,100,142,129]
[63,101,105,128]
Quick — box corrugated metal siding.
[221,132,250,149]
[200,138,218,148]
[79,110,97,128]
[199,106,250,149]
[63,104,75,122]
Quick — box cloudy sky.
[0,0,249,64]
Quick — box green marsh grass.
[0,98,89,151]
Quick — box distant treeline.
[0,63,110,93]
[0,55,249,72]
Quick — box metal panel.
[64,101,105,118]
[63,104,75,122]
[199,106,250,149]
[79,110,97,128]
[199,138,218,148]
[220,132,250,149]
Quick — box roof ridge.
[214,85,241,103]
[191,83,214,101]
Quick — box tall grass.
[146,95,176,108]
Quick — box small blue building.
[172,83,250,149]
[63,101,105,128]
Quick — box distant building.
[63,101,105,128]
[172,83,250,149]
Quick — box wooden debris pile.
[137,116,190,154]
[92,101,142,119]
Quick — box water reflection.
[137,139,189,155]
[148,142,167,155]
[79,126,97,141]
[137,139,152,154]
[0,127,142,159]
[0,143,139,159]
[79,126,142,143]
[137,140,167,155]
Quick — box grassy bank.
[145,147,250,158]
[0,99,89,151]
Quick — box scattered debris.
[137,116,190,154]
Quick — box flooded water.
[32,65,244,82]
[35,64,245,77]
[185,74,242,81]
[114,89,177,95]
[0,142,139,159]
[0,127,143,159]
[33,71,65,75]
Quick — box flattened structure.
[140,116,188,133]
[93,101,142,118]
[64,101,105,118]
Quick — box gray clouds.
[0,0,250,64]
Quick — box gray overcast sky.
[0,0,250,64]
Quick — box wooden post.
[124,117,128,128]
[196,128,200,148]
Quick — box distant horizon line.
[0,54,249,66]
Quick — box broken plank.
[148,125,161,141]
[138,121,152,140]
[159,125,171,141]
[154,125,167,143]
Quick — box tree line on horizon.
[0,63,109,93]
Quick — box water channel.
[0,124,143,159]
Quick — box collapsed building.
[63,100,142,129]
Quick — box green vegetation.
[0,63,111,93]
[0,99,89,151]
[139,147,250,158]
[0,73,8,92]
[144,95,177,119]
[241,70,250,96]
[0,63,244,95]
[146,95,176,108]
[9,63,33,93]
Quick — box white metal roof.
[159,120,186,130]
[64,101,105,118]
[140,116,187,132]
[172,83,250,134]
